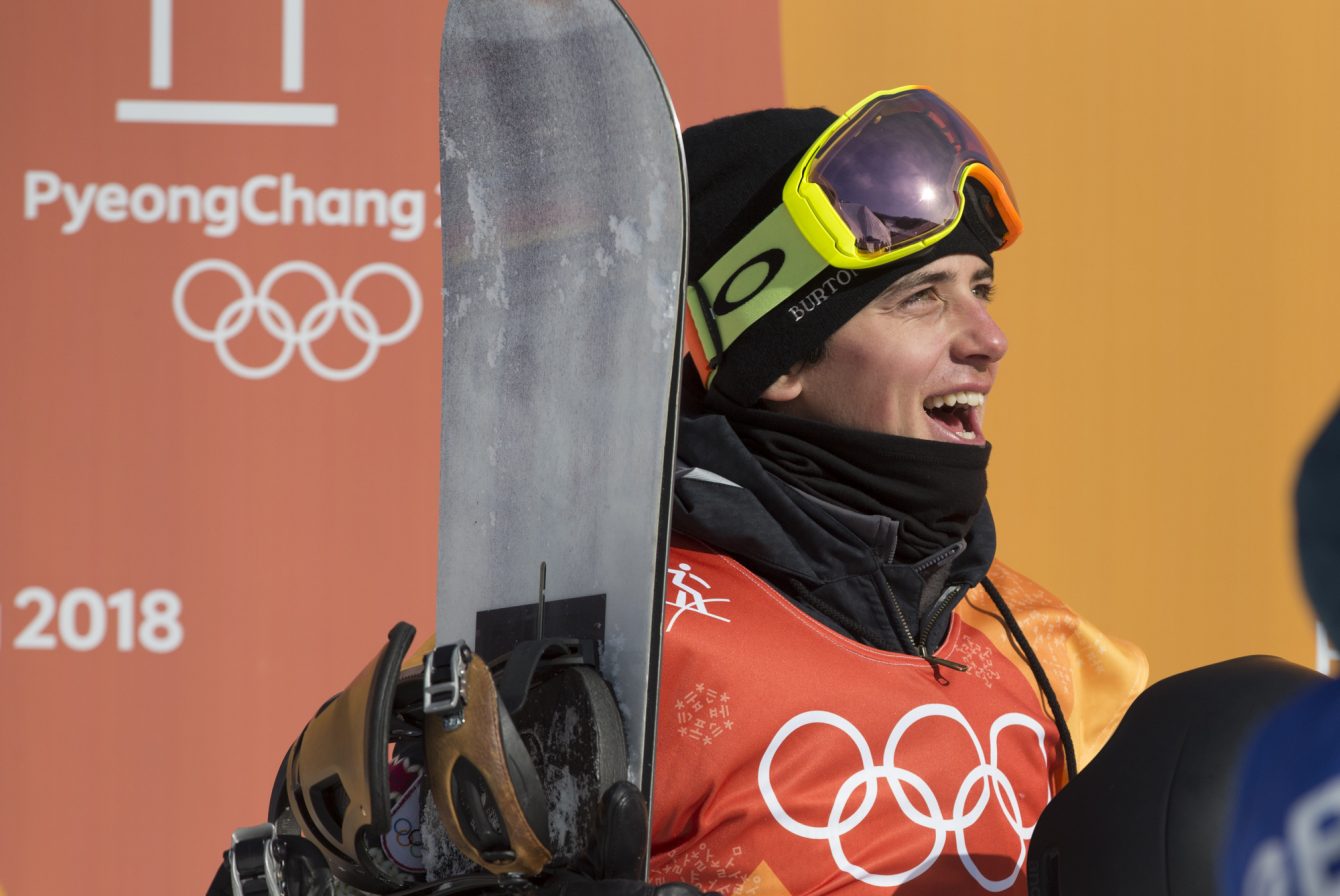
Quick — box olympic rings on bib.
[173,258,422,381]
[757,706,1050,892]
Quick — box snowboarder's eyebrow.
[880,263,993,297]
[885,269,951,293]
[902,270,950,289]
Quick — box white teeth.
[923,391,985,410]
[954,431,976,440]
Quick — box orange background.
[1,2,1336,895]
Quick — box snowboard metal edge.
[604,0,689,838]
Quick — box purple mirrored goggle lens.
[810,90,1014,254]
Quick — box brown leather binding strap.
[283,622,416,893]
[425,653,552,875]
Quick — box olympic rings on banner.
[173,258,422,380]
[757,705,1050,892]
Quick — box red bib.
[650,538,1061,896]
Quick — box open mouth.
[923,391,985,443]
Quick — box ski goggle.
[686,86,1023,384]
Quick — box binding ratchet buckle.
[228,823,282,896]
[423,641,471,728]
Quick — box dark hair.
[799,338,828,368]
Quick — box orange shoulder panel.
[955,560,1149,770]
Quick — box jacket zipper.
[875,568,919,653]
[917,585,969,683]
[875,572,969,683]
[912,541,964,575]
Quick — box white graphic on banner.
[758,706,1049,892]
[665,562,731,631]
[173,258,421,380]
[7,587,184,654]
[118,0,335,126]
[23,171,428,242]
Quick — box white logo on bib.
[665,562,731,631]
[758,705,1049,892]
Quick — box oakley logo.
[709,249,785,316]
[173,258,422,381]
[788,268,854,322]
[758,706,1049,891]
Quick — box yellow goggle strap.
[686,203,830,385]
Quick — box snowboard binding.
[217,621,628,896]
[226,822,338,896]
[424,641,554,875]
[424,633,628,877]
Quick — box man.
[647,87,1147,895]
[1219,406,1340,896]
[205,87,1148,896]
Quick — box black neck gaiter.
[706,393,990,563]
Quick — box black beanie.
[685,106,999,405]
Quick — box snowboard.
[434,0,686,873]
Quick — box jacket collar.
[673,411,997,590]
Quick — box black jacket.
[672,411,998,661]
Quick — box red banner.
[0,3,781,895]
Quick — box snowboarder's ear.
[759,363,806,404]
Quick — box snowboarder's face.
[760,254,1006,444]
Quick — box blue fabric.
[1221,676,1340,896]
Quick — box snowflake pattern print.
[657,842,749,891]
[958,637,1001,689]
[675,683,734,746]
